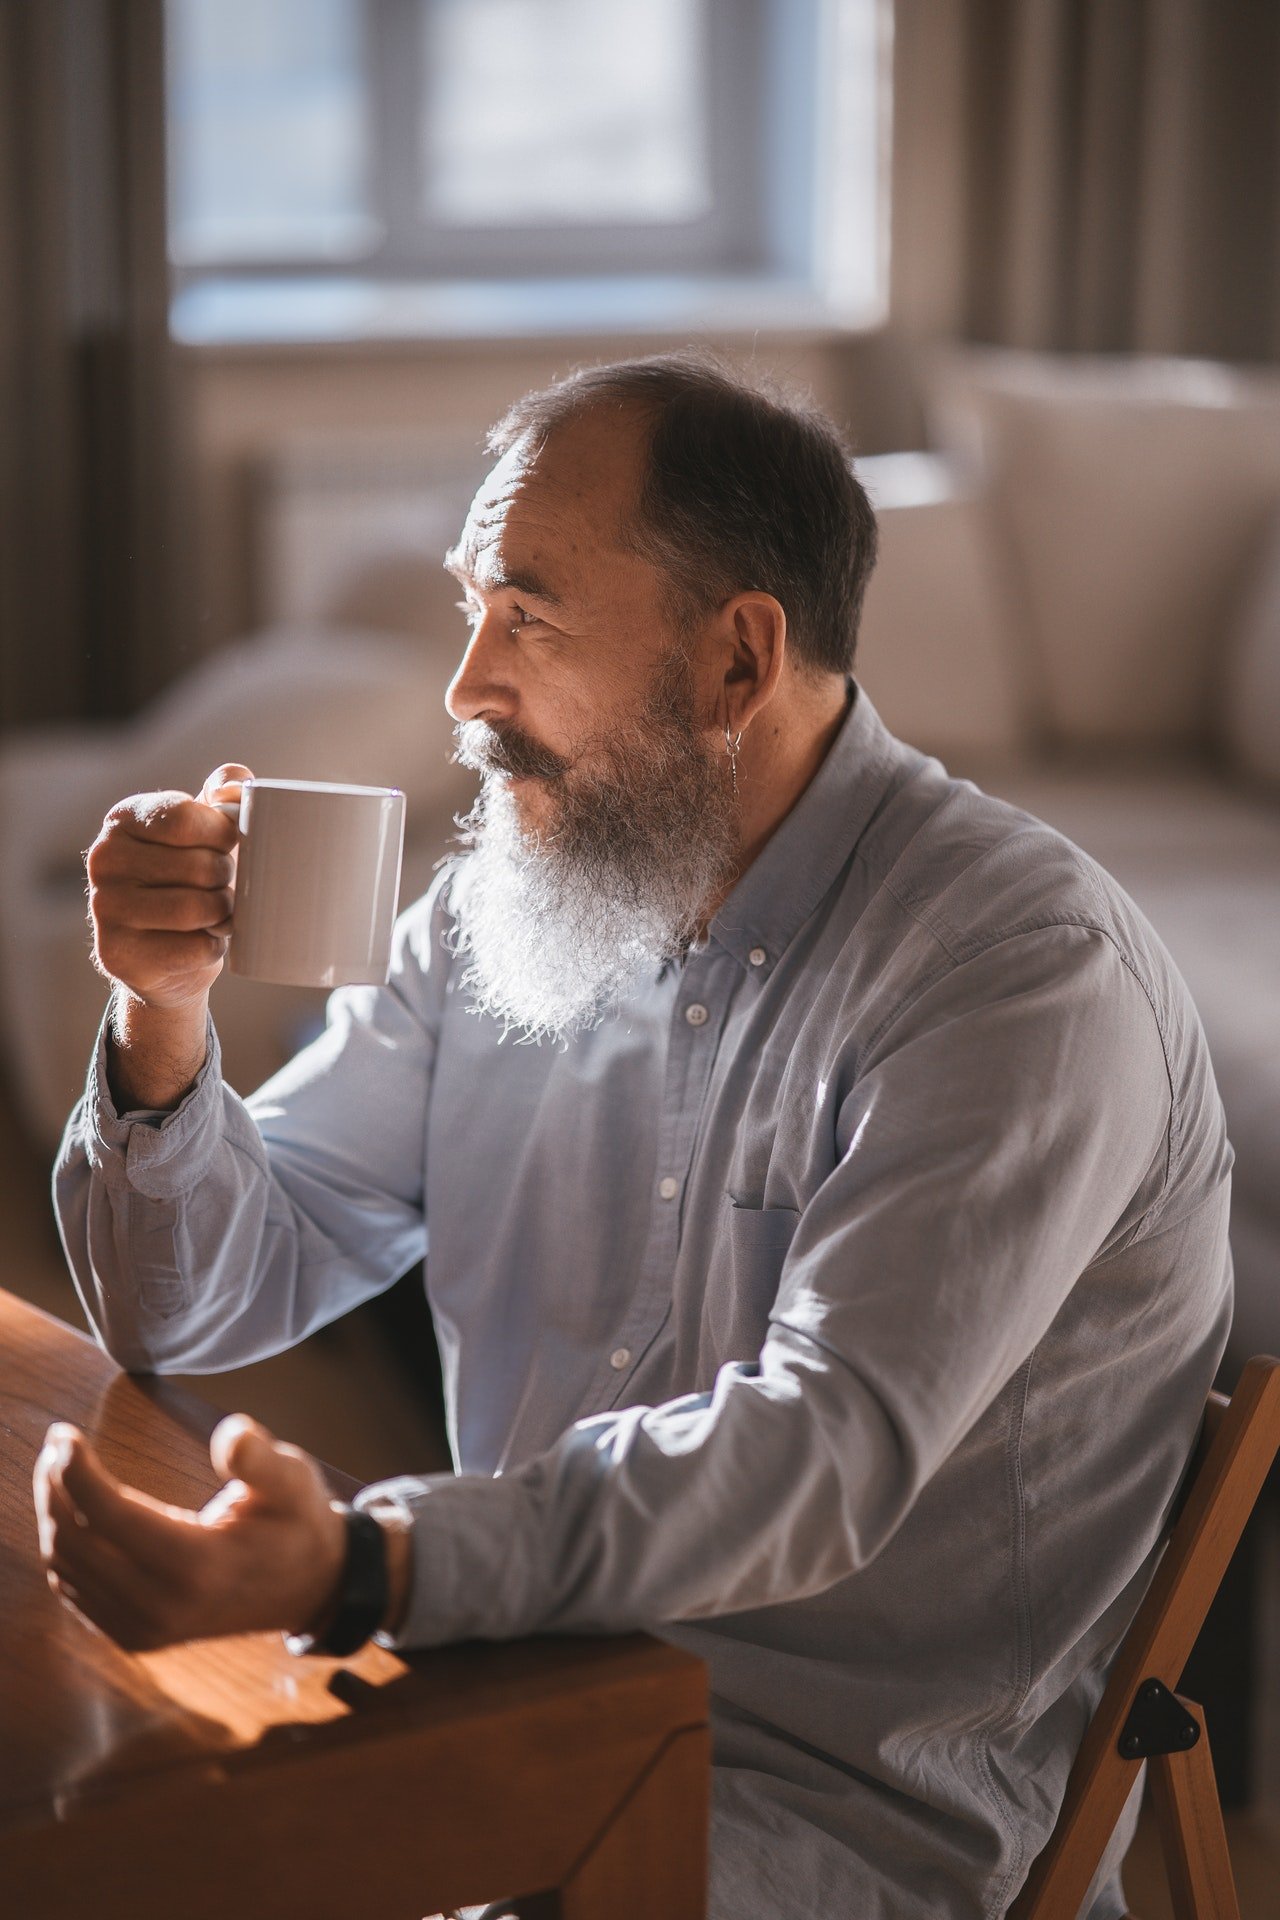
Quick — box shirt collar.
[709,681,925,972]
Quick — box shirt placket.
[596,948,737,1406]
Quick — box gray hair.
[487,350,879,677]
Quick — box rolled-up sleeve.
[359,925,1179,1647]
[53,887,448,1374]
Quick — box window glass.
[421,0,711,228]
[167,0,376,263]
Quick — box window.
[167,0,888,343]
[423,0,712,232]
[167,0,375,265]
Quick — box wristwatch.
[283,1503,390,1658]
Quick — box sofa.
[854,348,1280,1382]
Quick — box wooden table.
[0,1287,709,1918]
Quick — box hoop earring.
[725,724,742,802]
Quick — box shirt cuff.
[80,1008,227,1199]
[353,1470,548,1650]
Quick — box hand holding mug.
[86,762,253,1012]
[88,762,404,1113]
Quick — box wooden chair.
[1011,1354,1280,1920]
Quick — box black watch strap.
[284,1504,388,1658]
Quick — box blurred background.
[1,3,1278,1905]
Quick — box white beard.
[448,700,737,1044]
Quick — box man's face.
[445,411,703,826]
[441,412,738,1041]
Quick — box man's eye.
[454,595,545,633]
[455,600,542,631]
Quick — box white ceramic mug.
[218,779,406,989]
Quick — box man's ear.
[719,592,787,737]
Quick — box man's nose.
[445,613,518,725]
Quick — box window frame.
[166,0,890,344]
[380,0,772,280]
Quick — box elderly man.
[39,355,1231,1920]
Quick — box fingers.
[209,1412,271,1482]
[99,791,241,854]
[104,882,235,935]
[88,917,232,1004]
[208,1414,325,1515]
[43,1527,191,1655]
[34,1424,219,1651]
[96,840,235,890]
[43,1477,136,1594]
[34,1418,346,1650]
[36,1424,196,1578]
[85,785,243,1004]
[95,929,232,997]
[200,762,254,807]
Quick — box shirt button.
[609,1347,631,1371]
[658,1175,679,1200]
[749,946,767,967]
[685,1002,709,1026]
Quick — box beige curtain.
[962,0,1280,359]
[0,0,182,729]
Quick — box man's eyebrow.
[442,549,565,609]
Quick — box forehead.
[451,413,647,594]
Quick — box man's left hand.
[33,1414,347,1652]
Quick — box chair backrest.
[1010,1354,1280,1920]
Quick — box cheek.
[523,675,607,762]
[522,617,672,757]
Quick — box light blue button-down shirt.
[56,688,1232,1920]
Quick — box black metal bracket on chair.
[1117,1678,1202,1759]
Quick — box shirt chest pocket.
[704,1201,801,1367]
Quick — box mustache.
[453,720,570,782]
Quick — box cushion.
[1220,505,1280,790]
[927,350,1280,750]
[854,454,1030,760]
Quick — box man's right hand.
[85,763,253,1111]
